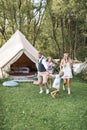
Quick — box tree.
[0,0,45,46]
[0,0,87,60]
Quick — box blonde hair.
[46,56,52,61]
[64,53,69,57]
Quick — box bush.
[77,46,87,61]
[77,73,87,81]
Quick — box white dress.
[62,62,73,79]
[52,75,61,89]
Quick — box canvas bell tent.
[0,30,38,78]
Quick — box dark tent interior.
[10,53,37,76]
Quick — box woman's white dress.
[62,62,73,79]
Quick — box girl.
[51,71,64,98]
[60,53,73,94]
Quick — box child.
[51,71,64,98]
[46,57,54,74]
[46,57,55,88]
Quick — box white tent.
[0,30,38,78]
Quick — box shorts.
[38,71,49,84]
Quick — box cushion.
[3,81,18,87]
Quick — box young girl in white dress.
[51,71,64,98]
[60,53,73,94]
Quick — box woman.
[60,53,73,94]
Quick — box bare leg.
[39,83,43,91]
[67,78,71,94]
[51,89,59,98]
[49,74,53,88]
[38,76,43,94]
[63,79,67,90]
[43,82,49,94]
[42,72,49,94]
[45,82,49,89]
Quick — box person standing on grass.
[46,57,54,74]
[46,56,54,88]
[60,53,73,95]
[37,52,49,94]
[51,71,64,98]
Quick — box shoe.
[46,89,49,94]
[68,89,71,95]
[63,85,65,90]
[39,90,43,94]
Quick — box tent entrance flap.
[10,53,37,75]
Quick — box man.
[37,52,49,94]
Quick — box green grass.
[0,78,87,130]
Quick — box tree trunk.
[68,18,72,57]
[74,20,77,59]
[60,18,65,55]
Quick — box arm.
[69,58,75,68]
[60,59,63,70]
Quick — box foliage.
[0,78,87,130]
[0,0,87,60]
[77,73,87,81]
[76,46,87,61]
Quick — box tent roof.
[0,30,38,68]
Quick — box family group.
[36,52,74,98]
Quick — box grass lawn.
[0,77,87,130]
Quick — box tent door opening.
[9,53,37,76]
